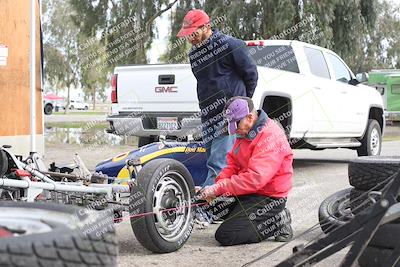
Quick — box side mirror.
[356,72,369,83]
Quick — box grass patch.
[45,121,108,129]
[53,111,107,115]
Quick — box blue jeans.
[202,122,235,187]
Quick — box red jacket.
[214,110,293,198]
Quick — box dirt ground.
[43,124,400,267]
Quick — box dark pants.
[205,195,290,246]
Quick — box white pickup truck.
[107,40,385,156]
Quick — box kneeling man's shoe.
[274,224,293,242]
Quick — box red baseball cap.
[177,9,210,38]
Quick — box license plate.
[157,117,178,130]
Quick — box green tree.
[43,0,79,113]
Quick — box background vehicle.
[107,40,385,156]
[69,99,89,110]
[43,100,54,115]
[367,69,400,122]
[43,93,64,115]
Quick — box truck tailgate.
[114,64,199,114]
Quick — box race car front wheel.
[0,201,118,266]
[130,158,195,253]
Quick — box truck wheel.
[130,158,195,253]
[318,188,353,234]
[0,201,118,266]
[44,104,53,115]
[357,119,382,156]
[348,156,400,190]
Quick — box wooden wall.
[0,0,43,155]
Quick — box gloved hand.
[196,185,217,203]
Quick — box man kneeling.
[199,96,293,246]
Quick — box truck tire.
[358,245,399,267]
[0,201,118,267]
[44,104,53,115]
[130,158,195,253]
[318,188,353,234]
[357,119,382,156]
[348,156,400,190]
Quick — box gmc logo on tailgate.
[155,86,178,93]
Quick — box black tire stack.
[319,156,400,266]
[348,156,400,266]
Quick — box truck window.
[327,53,352,83]
[247,45,299,73]
[392,84,400,94]
[304,47,330,79]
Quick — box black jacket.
[189,29,258,124]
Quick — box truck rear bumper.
[107,113,202,138]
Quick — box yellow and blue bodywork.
[95,141,208,186]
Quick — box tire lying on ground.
[0,201,118,267]
[130,158,195,253]
[318,188,354,234]
[348,156,400,191]
[349,188,381,215]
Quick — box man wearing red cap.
[177,10,258,196]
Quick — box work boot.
[274,208,293,242]
[274,224,293,242]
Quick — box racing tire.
[130,158,195,253]
[358,245,400,267]
[357,119,382,156]
[348,156,400,191]
[318,188,354,234]
[0,201,118,267]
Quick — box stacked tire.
[0,202,118,267]
[349,156,400,266]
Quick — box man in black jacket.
[177,9,258,191]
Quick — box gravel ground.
[44,127,400,267]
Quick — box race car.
[95,141,208,186]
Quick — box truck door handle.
[158,75,175,85]
[313,87,322,90]
[341,91,348,94]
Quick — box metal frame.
[0,147,130,202]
